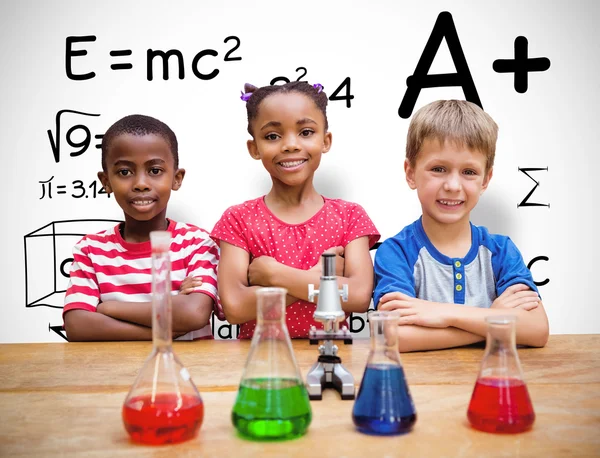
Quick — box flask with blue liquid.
[352,311,417,435]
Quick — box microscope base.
[306,354,355,401]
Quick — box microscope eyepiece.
[322,252,336,277]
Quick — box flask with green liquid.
[232,287,312,440]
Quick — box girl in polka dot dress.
[211,81,380,338]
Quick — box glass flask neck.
[151,232,173,350]
[485,316,517,354]
[256,287,287,326]
[368,312,402,365]
[479,316,523,379]
[239,287,303,383]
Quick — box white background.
[1,0,598,342]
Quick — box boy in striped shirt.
[63,115,219,341]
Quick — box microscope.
[305,252,355,400]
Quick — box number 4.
[329,77,354,108]
[98,184,110,197]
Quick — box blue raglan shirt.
[373,218,538,308]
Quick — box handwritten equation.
[39,176,110,200]
[47,109,103,163]
[66,35,242,81]
[64,11,552,118]
[270,67,354,108]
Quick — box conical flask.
[232,287,312,440]
[352,311,416,435]
[122,231,204,445]
[467,316,535,433]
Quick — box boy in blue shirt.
[374,100,549,352]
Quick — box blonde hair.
[406,100,498,172]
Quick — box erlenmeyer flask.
[232,287,312,440]
[467,316,535,433]
[122,231,204,445]
[352,311,417,435]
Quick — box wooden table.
[1,335,599,457]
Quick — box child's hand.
[179,276,203,295]
[492,284,540,311]
[378,292,451,328]
[310,246,345,277]
[248,256,278,286]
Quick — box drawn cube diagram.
[24,219,120,309]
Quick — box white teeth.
[439,200,462,206]
[279,160,306,168]
[133,200,153,205]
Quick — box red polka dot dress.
[211,196,380,338]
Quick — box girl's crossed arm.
[217,241,263,324]
[247,236,374,314]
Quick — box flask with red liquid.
[122,231,204,445]
[467,315,535,433]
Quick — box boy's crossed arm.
[64,310,192,341]
[65,276,212,342]
[64,309,154,341]
[96,290,213,334]
[378,284,549,352]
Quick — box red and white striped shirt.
[63,219,219,340]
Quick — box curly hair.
[101,114,178,171]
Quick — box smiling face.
[246,92,332,189]
[405,138,492,229]
[98,133,184,225]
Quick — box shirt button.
[456,273,462,280]
[455,260,461,268]
[456,284,463,292]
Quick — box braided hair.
[243,81,329,136]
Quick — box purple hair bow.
[313,83,323,93]
[240,91,252,102]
